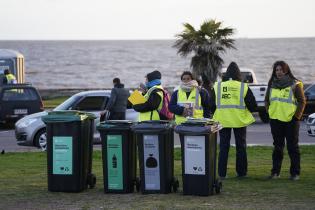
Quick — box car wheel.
[34,129,47,151]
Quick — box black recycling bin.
[42,111,96,192]
[175,120,222,196]
[97,120,138,193]
[132,120,179,194]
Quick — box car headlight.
[307,117,315,125]
[17,118,38,128]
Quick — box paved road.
[1,116,314,153]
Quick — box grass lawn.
[0,146,314,209]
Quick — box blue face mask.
[146,79,161,88]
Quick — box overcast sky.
[1,0,314,40]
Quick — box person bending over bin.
[265,61,306,181]
[168,71,212,125]
[212,62,257,179]
[101,77,130,120]
[133,70,165,121]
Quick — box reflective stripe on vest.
[139,85,163,122]
[175,87,203,124]
[268,83,298,122]
[213,80,255,128]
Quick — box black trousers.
[109,112,126,120]
[218,127,247,177]
[270,119,300,176]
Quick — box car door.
[304,84,315,116]
[72,95,109,142]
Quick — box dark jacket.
[265,81,306,120]
[106,83,130,112]
[210,86,257,113]
[133,89,162,112]
[169,87,212,118]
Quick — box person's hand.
[182,107,193,117]
[138,83,147,93]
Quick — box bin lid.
[175,121,221,135]
[131,120,174,133]
[183,117,215,125]
[96,120,134,130]
[42,110,96,123]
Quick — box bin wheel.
[134,177,140,192]
[214,179,222,194]
[171,177,179,193]
[88,174,96,189]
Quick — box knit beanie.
[146,70,162,82]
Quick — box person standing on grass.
[265,61,306,181]
[168,71,212,125]
[132,70,165,121]
[101,77,130,120]
[213,62,257,179]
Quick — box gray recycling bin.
[42,111,96,192]
[97,120,138,193]
[175,119,222,196]
[131,120,179,194]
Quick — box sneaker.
[289,175,300,181]
[268,173,280,179]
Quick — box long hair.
[223,62,242,82]
[267,61,297,87]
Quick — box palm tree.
[173,19,236,87]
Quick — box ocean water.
[0,38,314,89]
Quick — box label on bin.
[143,135,160,190]
[107,135,123,190]
[184,136,205,175]
[53,136,73,175]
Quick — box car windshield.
[1,88,39,101]
[54,95,80,111]
[221,72,253,83]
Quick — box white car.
[15,90,138,150]
[306,113,315,137]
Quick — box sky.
[1,0,315,40]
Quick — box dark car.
[0,84,44,125]
[304,83,315,117]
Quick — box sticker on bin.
[143,135,160,190]
[107,135,123,190]
[184,136,205,175]
[52,136,73,175]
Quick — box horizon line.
[0,36,315,41]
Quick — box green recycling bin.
[175,119,222,196]
[42,111,96,192]
[97,120,138,193]
[131,120,179,194]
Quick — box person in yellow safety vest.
[213,62,257,179]
[133,70,164,121]
[3,69,17,84]
[265,61,306,181]
[168,71,212,124]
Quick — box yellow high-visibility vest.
[139,85,163,122]
[6,74,17,84]
[268,82,301,122]
[175,87,203,125]
[213,80,255,128]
